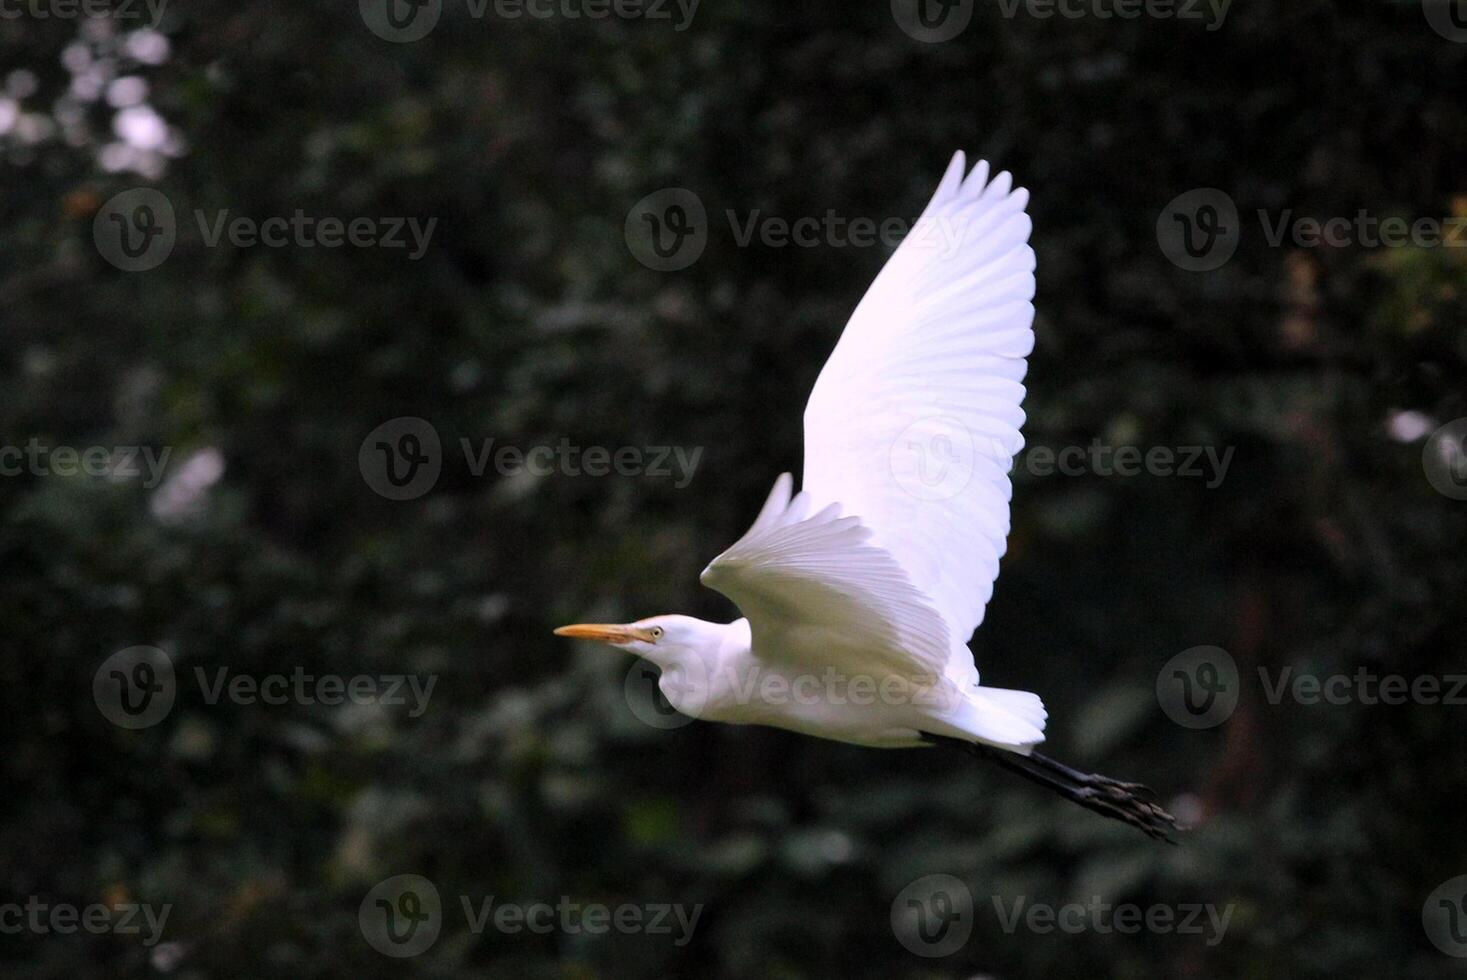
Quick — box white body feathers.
[690,152,1046,752]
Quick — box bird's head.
[553,614,720,670]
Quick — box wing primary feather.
[800,152,1037,665]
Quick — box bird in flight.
[557,152,1178,841]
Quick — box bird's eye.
[649,626,663,640]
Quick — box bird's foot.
[1074,783,1178,843]
[1080,772,1157,800]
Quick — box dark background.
[4,0,1467,976]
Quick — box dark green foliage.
[2,1,1465,976]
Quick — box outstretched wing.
[700,473,950,685]
[801,151,1036,680]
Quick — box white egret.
[558,152,1177,840]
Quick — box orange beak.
[553,623,655,645]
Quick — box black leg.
[920,733,1180,843]
[1028,750,1156,798]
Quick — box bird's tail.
[923,733,1180,842]
[948,685,1048,750]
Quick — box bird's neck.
[652,618,754,721]
[721,617,752,657]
